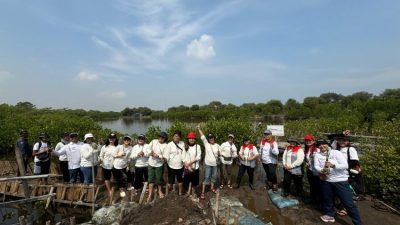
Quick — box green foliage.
[144,126,161,142]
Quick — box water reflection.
[99,118,172,134]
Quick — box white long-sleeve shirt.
[201,135,220,167]
[165,141,185,169]
[259,140,279,164]
[99,145,117,170]
[55,140,69,162]
[80,143,99,167]
[53,142,83,169]
[130,143,150,168]
[148,139,168,167]
[239,145,259,168]
[184,144,202,170]
[219,141,237,165]
[113,145,132,169]
[282,147,305,168]
[305,147,320,175]
[314,149,349,182]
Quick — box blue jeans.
[69,168,83,183]
[80,166,93,185]
[320,180,362,225]
[203,165,217,185]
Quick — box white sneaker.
[120,191,126,198]
[320,215,335,223]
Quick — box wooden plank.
[53,199,100,207]
[0,194,55,206]
[0,174,61,182]
[45,187,55,209]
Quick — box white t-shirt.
[113,145,132,169]
[259,140,279,164]
[55,140,68,161]
[201,135,220,167]
[130,143,150,168]
[148,139,168,168]
[33,142,50,162]
[165,141,185,169]
[184,144,202,170]
[99,145,117,170]
[80,143,99,167]
[239,145,259,168]
[219,141,237,165]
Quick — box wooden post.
[15,145,26,177]
[70,216,76,225]
[233,214,238,225]
[172,184,176,193]
[21,180,30,199]
[45,186,54,209]
[187,182,192,196]
[165,184,169,196]
[215,189,220,218]
[18,216,26,225]
[110,187,114,205]
[139,182,148,204]
[225,206,231,225]
[92,162,96,215]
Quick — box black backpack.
[36,141,51,161]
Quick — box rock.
[91,202,139,225]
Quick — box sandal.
[337,209,348,216]
[200,192,205,200]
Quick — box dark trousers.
[283,169,303,196]
[320,180,362,225]
[307,170,321,204]
[220,163,233,185]
[113,167,134,189]
[262,163,277,185]
[134,166,148,189]
[236,164,254,185]
[69,168,83,183]
[59,161,70,182]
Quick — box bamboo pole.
[165,184,169,196]
[225,206,231,225]
[233,214,238,225]
[139,182,148,204]
[52,199,100,207]
[187,182,192,196]
[70,216,76,225]
[0,174,61,182]
[45,187,55,209]
[110,187,114,205]
[215,189,220,218]
[0,194,55,206]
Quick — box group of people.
[15,127,363,224]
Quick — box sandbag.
[267,189,299,209]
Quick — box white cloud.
[76,71,99,81]
[186,34,216,60]
[0,70,13,83]
[97,91,126,99]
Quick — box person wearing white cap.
[113,135,134,197]
[219,134,238,189]
[80,133,99,185]
[259,129,279,192]
[53,132,84,183]
[130,134,150,191]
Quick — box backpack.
[36,142,51,161]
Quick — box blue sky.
[0,0,399,111]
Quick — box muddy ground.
[114,163,400,225]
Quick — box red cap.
[187,131,196,139]
[304,134,315,140]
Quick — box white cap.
[84,133,94,140]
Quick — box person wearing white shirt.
[80,133,99,185]
[197,125,220,200]
[113,136,134,196]
[314,140,362,225]
[55,132,70,182]
[99,133,118,198]
[259,129,279,192]
[235,137,259,190]
[147,131,168,202]
[164,130,185,195]
[219,134,237,189]
[130,134,150,191]
[183,131,202,196]
[282,137,305,197]
[33,133,52,175]
[53,132,83,183]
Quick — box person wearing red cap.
[183,131,202,197]
[304,134,321,205]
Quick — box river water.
[98,118,172,134]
